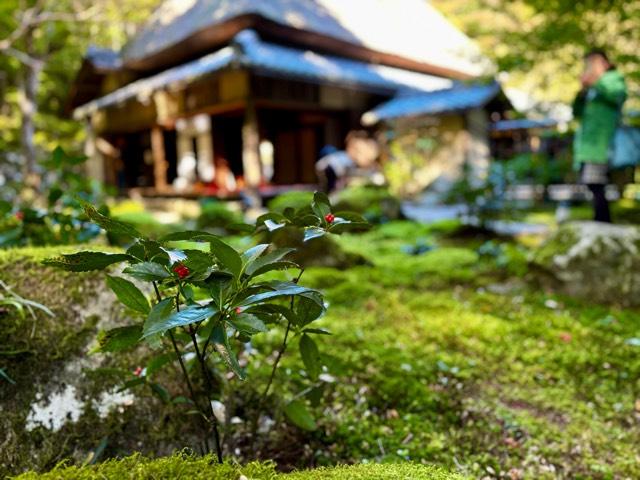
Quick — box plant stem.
[251,269,304,439]
[152,281,211,455]
[174,283,223,463]
[188,326,223,463]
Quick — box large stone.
[531,222,640,306]
[0,247,199,476]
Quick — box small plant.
[0,147,107,248]
[43,193,368,462]
[0,280,54,384]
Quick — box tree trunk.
[17,29,42,183]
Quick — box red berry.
[133,366,143,377]
[15,211,24,221]
[235,307,242,315]
[172,264,190,279]
[325,213,335,224]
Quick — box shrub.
[0,147,107,248]
[196,200,243,232]
[42,193,368,463]
[332,186,402,223]
[268,191,315,213]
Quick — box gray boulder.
[531,221,640,306]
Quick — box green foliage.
[332,186,402,224]
[0,147,107,248]
[11,453,464,479]
[0,0,160,165]
[5,219,640,477]
[196,200,244,232]
[268,191,315,213]
[444,162,516,229]
[433,0,640,109]
[0,280,53,384]
[42,192,368,461]
[501,152,572,185]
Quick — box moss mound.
[269,227,368,269]
[332,186,402,223]
[12,454,465,480]
[267,191,315,213]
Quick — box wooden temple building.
[68,0,499,197]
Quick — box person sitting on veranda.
[572,48,627,223]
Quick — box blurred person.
[315,145,355,193]
[572,48,627,223]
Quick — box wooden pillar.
[151,126,168,191]
[242,99,262,188]
[84,117,105,183]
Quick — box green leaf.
[145,353,174,377]
[295,292,326,327]
[245,248,295,277]
[197,235,243,278]
[303,227,326,242]
[149,383,171,403]
[160,248,187,264]
[142,298,174,340]
[182,250,215,273]
[0,368,15,385]
[284,400,317,431]
[43,252,134,272]
[142,303,217,338]
[106,276,150,314]
[91,326,142,354]
[241,244,270,265]
[123,262,170,282]
[159,231,212,242]
[264,219,286,231]
[294,214,321,228]
[257,212,287,227]
[211,324,246,380]
[81,202,141,238]
[226,223,255,234]
[248,261,299,278]
[312,191,331,219]
[228,314,268,335]
[300,334,321,379]
[117,378,146,393]
[244,304,298,325]
[303,328,332,336]
[240,283,319,307]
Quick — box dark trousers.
[587,184,611,223]
[322,165,337,193]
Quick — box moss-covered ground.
[4,219,640,479]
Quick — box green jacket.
[572,69,627,168]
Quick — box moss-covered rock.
[531,221,640,306]
[13,453,466,479]
[0,247,200,477]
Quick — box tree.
[0,0,159,182]
[433,0,639,110]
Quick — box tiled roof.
[361,82,501,125]
[123,0,489,77]
[491,118,557,131]
[74,30,452,118]
[86,46,122,71]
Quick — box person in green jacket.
[572,49,627,222]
